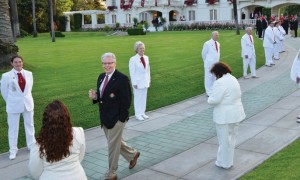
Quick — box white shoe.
[243,76,249,79]
[141,114,149,119]
[9,152,17,160]
[136,115,145,121]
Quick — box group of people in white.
[263,21,286,67]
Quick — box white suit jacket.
[0,69,34,113]
[274,27,283,42]
[241,34,256,59]
[129,54,151,89]
[28,127,87,180]
[278,26,286,37]
[263,26,275,48]
[202,39,220,69]
[207,73,246,124]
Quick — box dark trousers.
[258,29,262,38]
[295,28,298,37]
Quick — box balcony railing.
[133,0,184,7]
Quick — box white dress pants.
[243,57,256,76]
[215,123,239,168]
[264,47,274,65]
[280,40,285,52]
[7,110,36,153]
[204,67,216,96]
[133,88,148,117]
[273,43,281,59]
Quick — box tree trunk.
[32,0,38,37]
[0,0,19,69]
[48,0,55,42]
[233,0,240,35]
[8,0,20,41]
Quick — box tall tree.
[48,0,55,42]
[8,0,20,41]
[32,0,38,37]
[233,0,240,35]
[0,0,18,69]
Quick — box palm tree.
[233,0,240,35]
[0,0,19,69]
[32,0,38,37]
[8,0,20,41]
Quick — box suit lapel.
[102,70,118,97]
[10,70,22,92]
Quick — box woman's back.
[29,127,86,180]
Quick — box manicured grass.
[241,137,300,179]
[0,31,265,153]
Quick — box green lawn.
[0,31,265,153]
[241,138,300,179]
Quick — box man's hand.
[89,89,97,100]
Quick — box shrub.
[127,29,146,35]
[49,31,65,37]
[20,29,30,38]
[104,25,111,33]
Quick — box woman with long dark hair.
[28,100,86,179]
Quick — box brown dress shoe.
[104,174,117,180]
[129,151,140,169]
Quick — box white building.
[64,0,300,31]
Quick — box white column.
[237,9,241,23]
[82,14,84,26]
[92,13,97,28]
[65,15,71,32]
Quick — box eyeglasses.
[102,62,115,65]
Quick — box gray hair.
[211,31,219,36]
[134,41,145,52]
[245,27,252,31]
[101,52,116,62]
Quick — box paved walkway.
[1,36,300,180]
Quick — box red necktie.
[215,41,218,53]
[100,75,109,98]
[17,72,26,92]
[140,56,146,69]
[249,35,253,43]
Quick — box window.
[188,10,195,21]
[112,15,117,24]
[126,14,131,23]
[112,0,116,6]
[140,12,148,21]
[210,9,217,20]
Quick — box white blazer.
[263,26,275,48]
[129,53,151,89]
[241,34,256,59]
[1,69,34,113]
[278,26,286,36]
[274,27,283,42]
[202,39,220,69]
[207,73,246,124]
[28,127,87,180]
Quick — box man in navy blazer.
[89,53,140,180]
